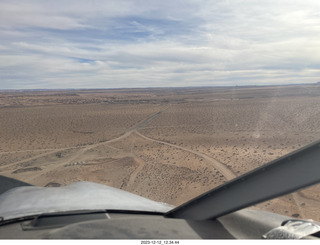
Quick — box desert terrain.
[1,84,320,220]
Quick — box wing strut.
[165,140,320,220]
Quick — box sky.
[0,0,320,89]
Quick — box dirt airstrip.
[1,85,320,220]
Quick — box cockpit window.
[0,1,320,223]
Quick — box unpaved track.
[0,107,169,173]
[125,154,146,188]
[0,148,61,155]
[1,105,235,186]
[0,149,60,170]
[134,131,236,180]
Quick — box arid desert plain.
[1,84,320,220]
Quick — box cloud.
[0,0,320,89]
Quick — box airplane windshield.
[0,1,320,222]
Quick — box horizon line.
[0,82,319,92]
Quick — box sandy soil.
[1,84,320,220]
